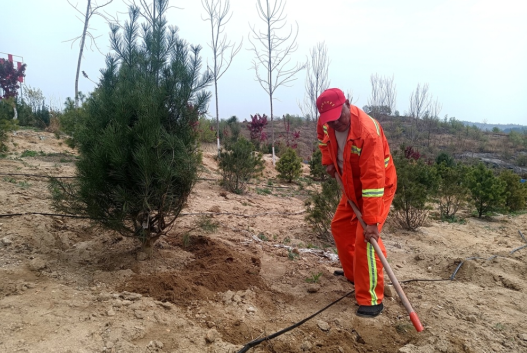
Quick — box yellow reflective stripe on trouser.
[366,242,378,305]
[384,157,390,168]
[362,188,384,197]
[323,125,328,136]
[368,116,381,136]
[318,140,327,146]
[351,145,362,156]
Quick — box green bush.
[197,115,216,143]
[49,1,211,250]
[466,163,507,217]
[218,137,264,193]
[393,154,439,230]
[305,178,341,242]
[435,163,469,220]
[309,149,327,181]
[276,147,302,183]
[0,98,18,150]
[499,170,527,212]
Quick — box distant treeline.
[461,121,527,133]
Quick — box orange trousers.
[331,193,393,306]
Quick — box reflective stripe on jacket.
[316,105,397,225]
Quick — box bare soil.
[1,130,526,353]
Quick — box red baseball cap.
[316,88,346,125]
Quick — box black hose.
[236,290,355,353]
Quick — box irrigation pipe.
[236,290,355,353]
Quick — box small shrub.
[218,137,264,193]
[276,147,302,183]
[466,163,507,217]
[305,178,341,242]
[309,149,327,181]
[499,170,527,212]
[197,115,216,143]
[393,150,439,230]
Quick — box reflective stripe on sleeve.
[351,145,362,156]
[384,157,390,168]
[368,116,381,136]
[362,188,384,197]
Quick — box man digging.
[316,88,397,317]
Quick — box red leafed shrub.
[247,113,268,142]
[404,146,421,160]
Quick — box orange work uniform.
[317,105,397,306]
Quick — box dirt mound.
[120,236,267,305]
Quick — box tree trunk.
[75,0,91,108]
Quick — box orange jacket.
[317,105,397,225]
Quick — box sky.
[2,0,527,125]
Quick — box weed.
[305,272,322,283]
[242,202,249,206]
[182,233,191,247]
[196,216,219,233]
[0,153,7,159]
[332,248,338,254]
[258,233,269,241]
[493,322,505,331]
[60,158,73,163]
[3,177,16,183]
[18,181,31,189]
[267,180,274,186]
[273,234,278,241]
[395,322,413,334]
[306,243,317,249]
[256,187,272,195]
[283,236,291,244]
[21,150,38,158]
[441,215,467,225]
[287,249,299,260]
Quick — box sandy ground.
[0,130,526,353]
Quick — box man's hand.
[364,224,380,243]
[325,164,336,178]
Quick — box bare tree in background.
[201,0,242,154]
[248,0,305,165]
[65,0,114,107]
[423,97,442,147]
[408,83,431,141]
[366,73,396,119]
[299,41,330,151]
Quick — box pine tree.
[50,0,212,251]
[393,152,439,230]
[218,137,264,194]
[466,163,507,217]
[276,147,302,183]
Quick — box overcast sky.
[3,0,527,125]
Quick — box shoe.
[333,270,344,276]
[333,270,354,285]
[356,303,384,318]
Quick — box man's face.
[327,102,350,132]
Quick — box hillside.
[1,130,527,352]
[236,115,527,178]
